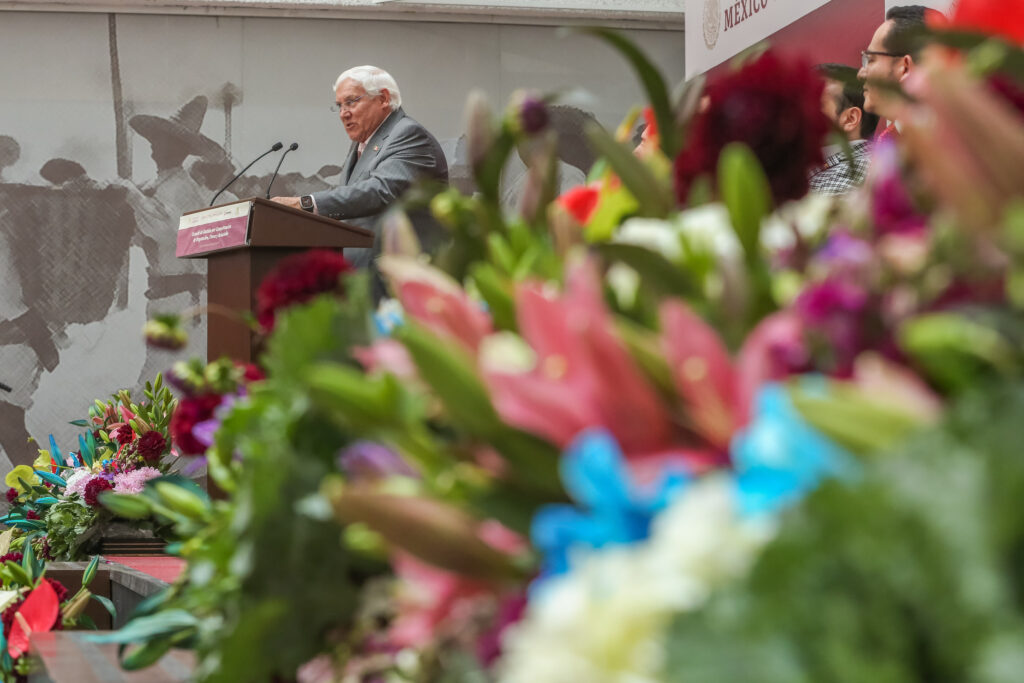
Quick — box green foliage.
[44,499,99,561]
[665,382,1024,683]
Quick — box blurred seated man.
[809,64,880,196]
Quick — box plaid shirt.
[808,139,872,196]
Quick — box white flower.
[497,477,774,683]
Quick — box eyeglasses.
[861,50,905,68]
[330,95,366,113]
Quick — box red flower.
[83,478,113,507]
[136,431,167,462]
[934,0,1024,46]
[169,394,222,456]
[239,362,265,383]
[0,552,23,565]
[256,249,352,331]
[674,49,829,206]
[110,424,134,446]
[557,184,601,224]
[5,488,17,503]
[44,579,68,604]
[25,510,39,521]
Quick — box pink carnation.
[113,467,162,495]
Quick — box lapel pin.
[373,145,379,152]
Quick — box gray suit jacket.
[311,108,448,295]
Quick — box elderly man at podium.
[272,65,448,297]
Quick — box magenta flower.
[869,141,929,236]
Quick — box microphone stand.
[209,141,283,206]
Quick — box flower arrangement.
[1,378,180,560]
[83,8,1024,683]
[0,545,107,682]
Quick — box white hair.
[333,66,401,111]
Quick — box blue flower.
[732,382,857,518]
[531,429,689,577]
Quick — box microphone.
[0,380,10,393]
[209,141,283,206]
[265,142,299,199]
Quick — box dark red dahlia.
[0,552,24,565]
[674,49,829,206]
[1,598,23,635]
[255,249,351,332]
[44,578,69,604]
[169,394,222,456]
[5,488,17,504]
[83,478,114,507]
[136,430,168,462]
[25,510,39,521]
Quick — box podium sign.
[177,201,253,257]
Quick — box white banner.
[685,0,832,78]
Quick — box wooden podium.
[179,197,373,364]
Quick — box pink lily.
[483,259,675,461]
[379,256,493,353]
[660,301,807,454]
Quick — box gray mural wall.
[0,9,684,474]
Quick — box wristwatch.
[299,195,315,213]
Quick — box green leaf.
[469,263,517,332]
[594,242,697,298]
[100,492,153,520]
[899,312,1018,392]
[67,419,90,428]
[790,383,925,457]
[397,323,501,436]
[3,561,31,587]
[718,142,772,264]
[84,609,198,644]
[585,123,674,218]
[91,593,118,621]
[120,636,176,670]
[577,27,680,156]
[33,496,59,506]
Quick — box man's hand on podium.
[270,196,301,210]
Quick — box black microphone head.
[288,142,299,151]
[271,141,284,151]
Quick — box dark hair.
[816,63,881,139]
[883,5,930,60]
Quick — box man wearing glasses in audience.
[810,64,880,196]
[272,65,448,298]
[857,5,933,142]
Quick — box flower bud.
[382,210,422,258]
[143,316,187,350]
[464,90,496,167]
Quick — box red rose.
[674,49,829,206]
[169,394,222,456]
[256,249,352,332]
[557,184,601,225]
[934,0,1024,46]
[83,477,113,507]
[136,431,168,462]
